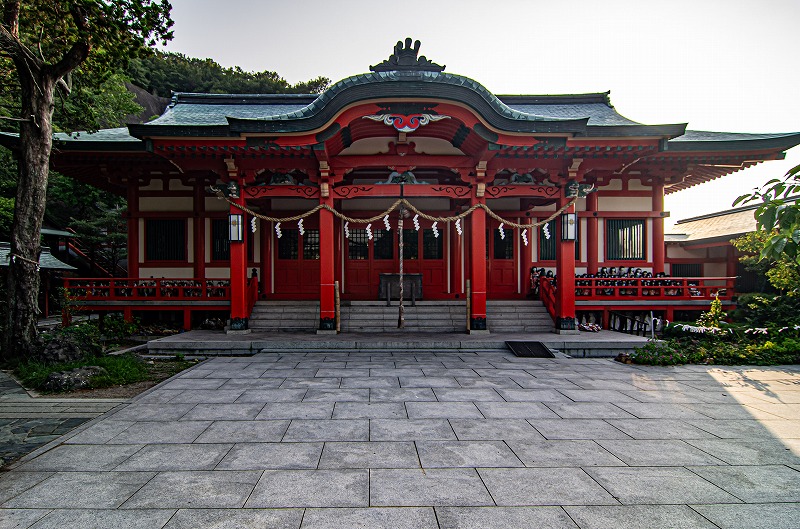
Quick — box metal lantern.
[561,212,577,241]
[229,213,244,242]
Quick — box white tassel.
[499,223,505,240]
[543,223,550,240]
[432,221,439,238]
[366,223,373,240]
[522,230,529,246]
[344,221,350,239]
[250,217,257,233]
[455,218,462,236]
[413,214,420,231]
[298,218,305,235]
[275,222,282,239]
[383,214,391,230]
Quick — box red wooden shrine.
[5,39,799,333]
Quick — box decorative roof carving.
[370,38,445,72]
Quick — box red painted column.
[193,183,206,279]
[126,184,139,278]
[586,191,599,275]
[469,197,488,331]
[260,216,270,297]
[229,186,248,329]
[652,181,665,275]
[555,197,577,333]
[318,195,336,331]
[450,215,463,296]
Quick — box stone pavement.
[0,371,126,467]
[0,352,799,528]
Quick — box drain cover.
[506,341,555,358]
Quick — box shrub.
[696,294,724,329]
[631,339,695,366]
[15,353,148,390]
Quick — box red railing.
[246,276,259,315]
[64,277,231,302]
[573,276,735,301]
[539,277,557,319]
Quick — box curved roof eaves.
[224,71,589,135]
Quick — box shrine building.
[5,39,799,334]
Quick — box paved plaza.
[0,351,799,528]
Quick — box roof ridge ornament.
[370,38,445,73]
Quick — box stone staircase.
[248,299,552,333]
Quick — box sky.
[161,0,800,230]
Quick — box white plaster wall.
[706,263,727,277]
[628,180,653,191]
[139,197,193,212]
[168,179,193,191]
[205,197,229,212]
[140,180,163,191]
[187,221,194,263]
[667,245,705,259]
[485,198,520,211]
[268,198,318,211]
[205,267,230,279]
[598,197,651,212]
[138,267,193,278]
[599,180,623,191]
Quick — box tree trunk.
[3,71,56,360]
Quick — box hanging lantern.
[229,214,244,242]
[561,212,577,241]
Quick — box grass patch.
[14,354,195,392]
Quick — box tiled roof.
[666,206,758,244]
[0,243,76,270]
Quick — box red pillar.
[469,199,488,331]
[726,245,737,278]
[652,182,665,275]
[318,197,336,332]
[193,183,206,279]
[260,216,270,297]
[555,198,578,333]
[127,185,139,278]
[229,187,248,331]
[586,191,599,275]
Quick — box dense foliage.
[126,51,330,96]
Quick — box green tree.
[126,51,330,96]
[734,164,800,267]
[0,0,173,360]
[731,231,799,292]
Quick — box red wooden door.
[343,223,447,300]
[487,222,518,297]
[273,227,320,299]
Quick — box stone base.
[468,329,491,335]
[552,328,580,335]
[226,328,252,335]
[316,329,338,335]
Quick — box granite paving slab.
[1,354,799,526]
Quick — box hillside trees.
[0,0,173,360]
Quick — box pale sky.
[162,0,800,229]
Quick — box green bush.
[731,293,800,327]
[631,339,701,366]
[15,353,148,390]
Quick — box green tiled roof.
[0,243,76,270]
